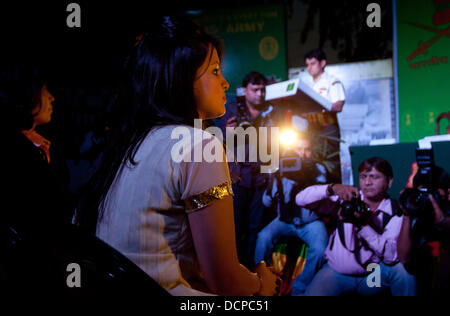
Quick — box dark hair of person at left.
[7,65,48,131]
[358,156,394,180]
[304,48,327,62]
[242,71,268,88]
[75,15,224,234]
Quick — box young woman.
[75,16,278,296]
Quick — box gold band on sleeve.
[185,181,233,213]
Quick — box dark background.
[0,0,393,87]
[0,0,394,193]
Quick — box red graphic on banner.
[406,1,450,62]
[433,0,450,25]
[407,23,450,62]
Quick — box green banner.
[191,4,287,94]
[396,0,450,142]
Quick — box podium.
[265,78,332,115]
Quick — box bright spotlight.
[280,128,297,148]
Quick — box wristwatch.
[327,183,336,196]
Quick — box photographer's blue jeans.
[305,263,417,296]
[254,217,329,296]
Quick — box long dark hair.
[75,15,223,233]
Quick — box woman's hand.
[253,261,278,296]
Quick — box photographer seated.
[296,157,416,296]
[254,136,329,296]
[397,162,450,295]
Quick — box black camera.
[399,148,442,218]
[399,188,441,218]
[340,197,370,223]
[280,155,301,177]
[274,153,327,225]
[279,154,325,186]
[414,148,435,189]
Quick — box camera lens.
[399,188,432,217]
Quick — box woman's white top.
[97,125,232,295]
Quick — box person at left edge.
[7,66,73,234]
[4,65,74,294]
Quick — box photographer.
[218,71,276,268]
[254,136,329,296]
[296,157,416,296]
[397,164,450,295]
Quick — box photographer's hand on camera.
[326,184,360,201]
[430,193,449,229]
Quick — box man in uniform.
[303,48,345,183]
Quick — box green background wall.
[351,141,450,199]
[396,0,450,142]
[192,4,287,93]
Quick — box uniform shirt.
[295,184,404,276]
[307,71,346,105]
[303,72,346,126]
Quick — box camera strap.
[372,199,402,233]
[335,219,366,268]
[390,199,403,217]
[335,199,402,268]
[336,220,359,253]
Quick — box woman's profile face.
[193,46,229,120]
[32,83,54,127]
